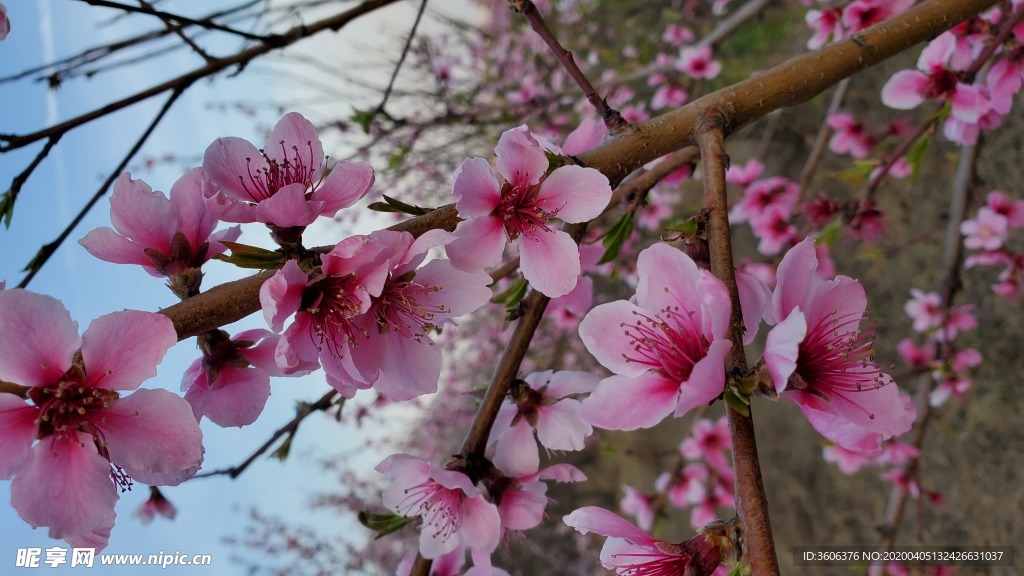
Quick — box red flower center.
[492,180,562,241]
[620,305,710,382]
[239,140,325,202]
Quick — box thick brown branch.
[697,109,779,575]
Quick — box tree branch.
[697,109,779,575]
[78,0,269,41]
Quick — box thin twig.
[1,135,61,227]
[18,85,189,288]
[799,78,850,199]
[191,391,340,479]
[868,141,979,576]
[0,0,401,153]
[509,0,633,136]
[697,109,780,576]
[374,0,429,116]
[138,0,213,62]
[78,0,270,41]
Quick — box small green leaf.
[491,277,528,306]
[357,511,412,540]
[723,389,751,417]
[367,202,400,213]
[545,150,570,172]
[833,160,875,186]
[0,190,16,228]
[213,242,288,270]
[815,218,843,247]
[599,212,635,265]
[378,194,431,216]
[387,146,411,170]
[351,108,377,134]
[270,435,293,461]
[727,563,752,576]
[906,136,929,181]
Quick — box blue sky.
[0,1,473,573]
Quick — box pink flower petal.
[202,188,258,223]
[12,435,118,539]
[634,242,702,314]
[169,167,219,250]
[0,395,38,479]
[66,506,114,553]
[536,400,590,451]
[880,70,928,110]
[532,463,587,483]
[207,225,242,258]
[0,290,79,387]
[498,484,547,530]
[412,260,493,321]
[447,216,508,272]
[313,160,374,215]
[519,229,580,298]
[453,157,502,219]
[582,372,678,430]
[266,112,324,168]
[736,270,771,345]
[495,125,548,187]
[81,311,177,391]
[184,365,271,428]
[763,309,807,395]
[789,396,885,454]
[770,237,817,324]
[202,137,265,202]
[493,418,539,477]
[374,333,442,401]
[260,260,308,332]
[917,32,955,72]
[950,83,989,124]
[674,338,731,416]
[563,118,607,155]
[579,300,648,377]
[108,173,176,253]
[79,227,151,268]
[536,165,612,223]
[541,370,599,397]
[457,497,501,554]
[101,389,204,486]
[563,506,655,546]
[254,182,322,227]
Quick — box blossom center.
[302,272,365,357]
[492,180,561,241]
[620,306,709,382]
[794,310,886,415]
[372,272,446,342]
[608,544,689,576]
[29,379,119,441]
[394,480,465,543]
[239,140,325,202]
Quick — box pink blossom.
[677,46,721,80]
[877,442,920,466]
[750,205,797,255]
[985,57,1023,115]
[655,464,707,509]
[397,546,465,576]
[841,0,914,34]
[823,445,873,475]
[802,197,841,227]
[260,235,392,394]
[689,485,733,530]
[0,4,9,41]
[848,203,886,243]
[962,207,1009,250]
[377,454,500,559]
[762,238,916,454]
[343,230,492,400]
[651,83,689,110]
[662,24,694,46]
[729,177,799,225]
[619,485,656,532]
[564,507,730,575]
[725,159,764,188]
[493,463,585,533]
[896,338,935,370]
[826,112,876,158]
[447,125,612,298]
[904,289,944,333]
[80,171,240,284]
[806,8,842,50]
[0,290,203,549]
[133,487,176,524]
[681,418,731,472]
[881,32,991,125]
[181,328,293,428]
[579,244,732,430]
[547,275,593,330]
[202,112,374,227]
[489,370,598,476]
[929,377,972,406]
[932,305,977,342]
[986,190,1024,228]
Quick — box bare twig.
[191,390,340,479]
[138,0,213,62]
[697,109,780,576]
[1,135,61,227]
[798,78,850,199]
[509,0,633,136]
[78,0,270,41]
[374,0,429,116]
[869,141,979,575]
[19,85,190,288]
